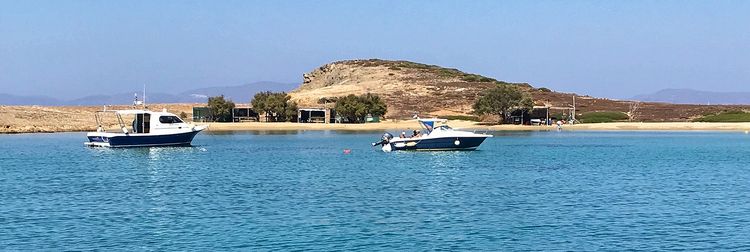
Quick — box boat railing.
[93,110,129,134]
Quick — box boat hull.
[389,136,488,151]
[86,130,201,148]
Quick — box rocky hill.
[290,59,750,121]
[291,59,525,118]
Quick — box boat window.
[134,113,151,133]
[439,125,452,130]
[159,116,184,124]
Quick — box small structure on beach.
[508,106,550,125]
[506,105,578,125]
[232,107,259,122]
[298,108,336,123]
[192,107,210,122]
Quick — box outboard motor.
[372,132,394,146]
[372,132,394,152]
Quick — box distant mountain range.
[632,88,750,105]
[0,81,297,106]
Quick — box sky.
[1,0,748,99]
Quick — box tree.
[207,95,235,122]
[334,93,388,123]
[335,94,368,123]
[362,93,387,118]
[251,91,298,122]
[473,85,533,123]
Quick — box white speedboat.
[373,119,492,151]
[85,109,206,148]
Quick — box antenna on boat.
[143,84,147,109]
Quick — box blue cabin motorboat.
[85,109,206,148]
[373,119,492,151]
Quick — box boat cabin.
[95,109,189,134]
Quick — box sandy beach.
[2,105,750,134]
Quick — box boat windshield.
[419,119,448,134]
[159,115,184,124]
[436,125,453,131]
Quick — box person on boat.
[411,130,418,138]
[414,130,422,138]
[400,131,407,138]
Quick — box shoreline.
[3,104,750,134]
[3,120,750,134]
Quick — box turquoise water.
[2,131,750,250]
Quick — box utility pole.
[571,95,576,123]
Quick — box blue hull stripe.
[391,137,487,151]
[87,131,200,147]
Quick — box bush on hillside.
[579,111,629,123]
[461,74,497,83]
[693,111,750,122]
[538,87,552,92]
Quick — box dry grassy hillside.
[291,59,750,121]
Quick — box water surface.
[1,131,750,250]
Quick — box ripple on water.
[1,131,750,250]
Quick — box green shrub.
[397,62,432,69]
[460,74,496,82]
[693,111,750,122]
[579,111,629,123]
[207,95,236,122]
[473,85,534,123]
[437,68,463,78]
[251,91,298,122]
[538,87,552,92]
[461,75,480,82]
[334,93,388,123]
[479,76,496,82]
[388,66,401,70]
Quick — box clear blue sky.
[1,0,748,99]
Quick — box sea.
[1,130,749,251]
